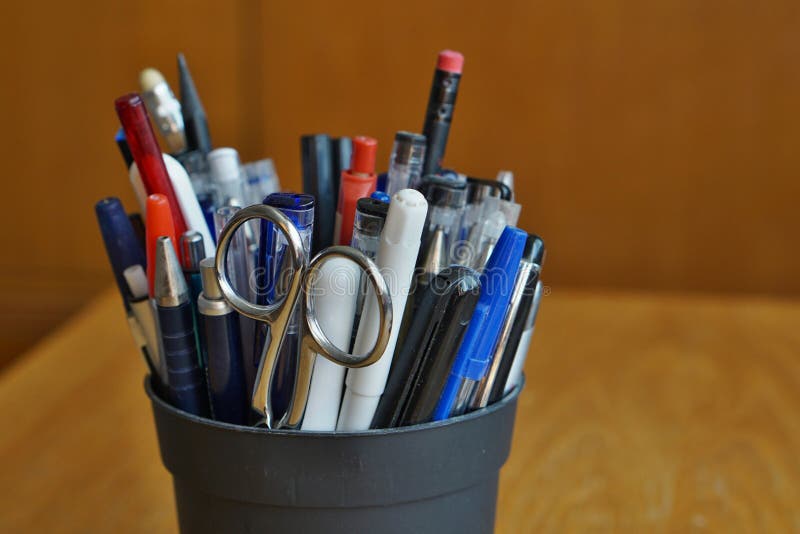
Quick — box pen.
[371,266,481,428]
[460,177,511,246]
[154,236,210,417]
[115,93,187,238]
[115,127,133,168]
[468,252,534,410]
[139,67,186,153]
[300,256,359,431]
[301,134,335,253]
[386,131,426,195]
[179,231,206,363]
[421,50,464,176]
[131,154,217,257]
[208,148,245,206]
[337,189,428,431]
[333,136,377,246]
[331,136,352,202]
[348,197,390,350]
[145,194,179,296]
[470,197,522,270]
[128,213,147,254]
[94,197,146,312]
[178,52,212,154]
[504,279,544,395]
[176,150,216,238]
[243,159,280,207]
[420,174,468,265]
[496,170,514,200]
[197,258,248,425]
[257,193,315,419]
[489,234,545,403]
[432,226,527,420]
[123,264,165,385]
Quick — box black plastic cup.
[146,377,520,534]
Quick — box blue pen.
[376,172,388,193]
[255,193,314,419]
[370,190,391,203]
[154,236,210,417]
[95,197,147,312]
[198,258,248,425]
[432,226,527,420]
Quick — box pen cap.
[523,234,546,268]
[208,148,242,184]
[383,189,428,246]
[146,194,179,296]
[199,257,223,300]
[179,231,205,271]
[391,131,426,166]
[178,52,212,154]
[350,136,378,175]
[354,197,389,237]
[95,197,146,303]
[370,191,391,203]
[123,265,149,301]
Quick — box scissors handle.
[277,246,394,429]
[215,204,306,428]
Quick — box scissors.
[215,204,393,429]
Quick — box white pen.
[301,258,359,431]
[129,154,215,257]
[337,189,428,431]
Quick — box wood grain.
[1,287,798,532]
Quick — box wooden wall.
[1,0,798,361]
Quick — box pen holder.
[146,377,520,534]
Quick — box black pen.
[421,50,464,176]
[155,236,210,417]
[371,266,481,429]
[330,136,352,208]
[301,134,334,254]
[178,52,212,154]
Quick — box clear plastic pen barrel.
[257,193,314,420]
[386,131,426,195]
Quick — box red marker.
[115,93,188,238]
[145,194,179,296]
[334,136,378,245]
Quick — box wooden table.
[1,287,799,532]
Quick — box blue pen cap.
[454,226,527,380]
[370,191,391,203]
[95,197,147,308]
[257,193,315,303]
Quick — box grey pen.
[155,236,210,417]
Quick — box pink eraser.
[437,50,464,74]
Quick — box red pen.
[115,93,188,238]
[145,194,179,296]
[334,136,377,245]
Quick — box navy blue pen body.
[201,310,248,425]
[157,302,210,418]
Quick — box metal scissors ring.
[215,204,393,429]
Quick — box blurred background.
[1,0,798,367]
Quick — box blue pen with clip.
[255,193,314,419]
[432,225,527,420]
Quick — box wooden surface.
[2,1,800,366]
[1,287,798,532]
